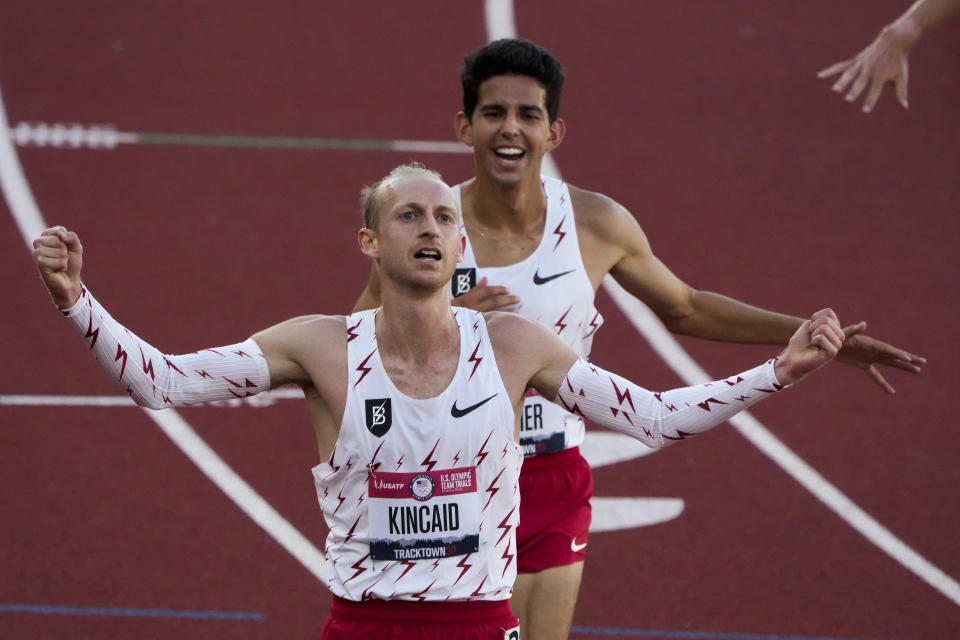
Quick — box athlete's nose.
[501,110,521,137]
[420,214,441,237]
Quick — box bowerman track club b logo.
[452,268,476,298]
[365,398,392,437]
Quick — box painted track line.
[0,84,328,584]
[0,604,263,621]
[9,121,470,154]
[486,0,960,609]
[569,625,881,640]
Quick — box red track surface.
[1,2,958,638]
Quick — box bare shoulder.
[569,185,651,285]
[255,314,347,345]
[569,185,641,240]
[485,311,566,365]
[252,313,348,382]
[484,310,549,343]
[484,310,579,401]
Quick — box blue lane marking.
[570,626,885,640]
[0,604,264,621]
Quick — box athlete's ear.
[358,226,378,259]
[457,233,466,263]
[455,111,474,147]
[546,117,566,151]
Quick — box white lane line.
[0,388,304,408]
[390,140,471,154]
[0,96,45,247]
[146,410,327,583]
[9,121,471,154]
[487,0,960,609]
[0,84,328,584]
[603,278,960,606]
[590,498,684,534]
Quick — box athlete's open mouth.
[494,146,525,161]
[414,249,441,261]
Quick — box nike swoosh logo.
[570,539,587,552]
[450,393,498,418]
[533,268,575,285]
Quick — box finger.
[895,65,909,109]
[818,59,852,79]
[875,343,925,367]
[810,332,839,357]
[460,296,519,312]
[58,229,82,252]
[475,286,512,297]
[35,253,68,271]
[33,244,68,262]
[862,78,885,113]
[33,234,67,250]
[842,321,868,340]
[884,358,924,374]
[845,71,870,103]
[818,322,846,348]
[865,365,895,395]
[481,294,520,311]
[811,307,838,321]
[809,311,841,336]
[832,63,861,93]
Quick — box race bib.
[519,393,568,456]
[367,467,481,561]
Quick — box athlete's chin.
[400,271,454,295]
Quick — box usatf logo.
[365,398,392,437]
[409,473,435,501]
[452,268,477,298]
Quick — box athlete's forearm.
[553,358,783,448]
[665,290,801,346]
[900,0,960,37]
[62,286,270,408]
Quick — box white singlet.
[313,308,522,602]
[452,176,602,457]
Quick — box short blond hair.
[360,163,445,229]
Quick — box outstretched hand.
[33,226,84,309]
[817,24,913,113]
[837,322,926,394]
[452,277,520,312]
[774,309,845,386]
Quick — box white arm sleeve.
[61,285,271,409]
[553,357,785,448]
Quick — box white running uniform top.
[313,309,522,602]
[452,176,603,457]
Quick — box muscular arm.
[573,188,925,392]
[33,226,310,409]
[61,286,272,408]
[495,308,843,448]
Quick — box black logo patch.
[451,268,477,298]
[365,398,392,437]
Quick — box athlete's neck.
[461,172,547,235]
[375,287,459,367]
